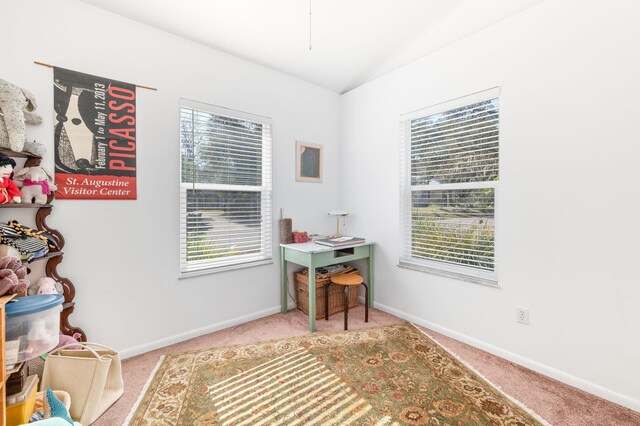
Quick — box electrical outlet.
[516,307,529,325]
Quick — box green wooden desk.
[280,241,374,331]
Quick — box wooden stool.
[325,273,368,330]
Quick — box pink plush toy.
[35,277,58,294]
[35,277,63,312]
[56,332,82,350]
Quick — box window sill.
[179,258,273,279]
[397,260,498,288]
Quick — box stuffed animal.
[0,255,29,296]
[35,277,59,295]
[27,318,51,342]
[0,153,21,203]
[0,79,46,155]
[14,166,56,204]
[32,277,63,311]
[56,332,82,350]
[26,317,58,361]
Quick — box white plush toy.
[27,318,51,342]
[14,166,56,204]
[0,78,46,155]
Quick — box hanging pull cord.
[309,0,312,51]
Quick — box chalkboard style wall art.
[295,140,323,183]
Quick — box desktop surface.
[280,239,373,254]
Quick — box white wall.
[341,0,640,411]
[0,0,342,356]
[3,0,639,413]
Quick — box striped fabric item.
[7,220,59,250]
[0,221,54,262]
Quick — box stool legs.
[343,286,349,330]
[324,284,330,321]
[362,282,369,323]
[326,280,368,330]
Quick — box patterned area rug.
[125,322,549,425]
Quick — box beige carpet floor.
[93,307,640,426]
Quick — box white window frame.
[399,88,500,286]
[179,99,272,277]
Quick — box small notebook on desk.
[314,236,365,247]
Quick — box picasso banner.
[54,67,136,199]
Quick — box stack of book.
[314,236,365,247]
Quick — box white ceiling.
[78,0,543,93]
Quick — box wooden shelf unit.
[0,148,84,340]
[0,204,53,209]
[0,147,87,422]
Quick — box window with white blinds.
[399,88,499,285]
[180,100,272,275]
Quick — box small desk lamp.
[329,210,348,236]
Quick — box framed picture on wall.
[296,141,323,183]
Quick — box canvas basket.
[41,342,124,425]
[295,267,360,319]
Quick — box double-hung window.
[180,100,272,275]
[399,88,499,285]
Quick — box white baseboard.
[374,302,640,413]
[119,301,297,360]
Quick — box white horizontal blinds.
[399,120,412,259]
[411,188,495,271]
[180,104,272,273]
[402,93,499,275]
[410,99,499,185]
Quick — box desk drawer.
[313,245,370,267]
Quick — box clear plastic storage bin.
[5,294,63,365]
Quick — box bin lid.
[6,375,38,405]
[6,294,63,318]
